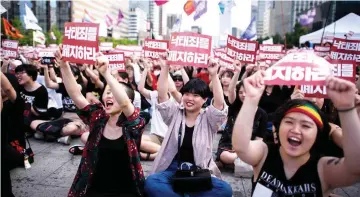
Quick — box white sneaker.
[234,157,253,178]
[57,136,71,145]
[34,131,44,139]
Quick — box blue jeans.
[144,161,232,197]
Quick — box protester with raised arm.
[144,57,232,197]
[233,71,360,197]
[216,62,267,178]
[54,49,146,197]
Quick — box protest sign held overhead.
[143,39,168,60]
[301,60,356,98]
[226,35,258,64]
[168,32,212,67]
[314,45,330,57]
[218,50,234,70]
[258,44,285,61]
[38,49,55,65]
[114,45,142,58]
[1,39,18,58]
[213,48,225,60]
[103,52,125,71]
[264,51,333,86]
[330,37,360,62]
[62,22,99,64]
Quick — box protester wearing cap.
[233,71,360,197]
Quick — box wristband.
[337,106,356,112]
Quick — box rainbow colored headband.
[285,104,323,129]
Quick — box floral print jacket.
[68,103,146,197]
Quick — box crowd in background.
[2,44,360,197]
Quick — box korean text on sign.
[168,32,212,67]
[218,51,234,70]
[1,39,19,58]
[226,35,258,64]
[143,39,168,60]
[62,22,99,64]
[314,46,330,57]
[264,52,333,86]
[258,44,284,61]
[330,37,360,62]
[104,52,125,71]
[301,60,356,98]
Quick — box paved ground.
[10,131,360,197]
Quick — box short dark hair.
[117,72,129,81]
[180,78,210,99]
[15,64,38,81]
[304,41,311,48]
[272,99,330,155]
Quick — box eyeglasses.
[173,76,183,82]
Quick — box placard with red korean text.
[115,45,142,58]
[314,45,330,57]
[218,50,234,70]
[301,60,356,98]
[62,22,99,64]
[330,37,360,63]
[1,39,19,58]
[264,51,333,86]
[103,52,125,71]
[258,44,285,61]
[226,35,258,64]
[143,39,168,60]
[168,32,212,67]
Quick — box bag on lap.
[171,122,213,193]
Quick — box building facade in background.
[269,0,327,36]
[128,7,147,41]
[3,0,71,33]
[256,0,272,38]
[71,0,129,39]
[296,1,360,33]
[129,0,166,38]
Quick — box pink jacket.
[150,99,228,178]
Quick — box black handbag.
[171,122,213,193]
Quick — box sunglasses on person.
[173,76,183,82]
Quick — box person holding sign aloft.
[144,56,232,197]
[54,48,146,197]
[232,70,360,197]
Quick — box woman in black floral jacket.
[55,49,146,197]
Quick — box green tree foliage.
[99,37,138,46]
[256,36,270,44]
[270,22,309,49]
[2,17,33,45]
[46,25,63,45]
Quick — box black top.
[1,94,25,147]
[56,83,76,113]
[179,125,195,164]
[217,100,267,153]
[224,94,230,107]
[89,135,135,195]
[19,85,49,124]
[252,143,323,197]
[259,86,293,121]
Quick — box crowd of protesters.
[2,44,360,197]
